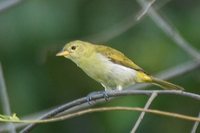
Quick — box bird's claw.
[86,91,110,104]
[102,91,109,101]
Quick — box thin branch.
[131,92,157,133]
[136,0,155,21]
[0,0,25,13]
[48,106,200,122]
[137,0,200,60]
[20,90,200,133]
[0,63,16,133]
[191,112,200,133]
[2,106,200,124]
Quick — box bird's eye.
[71,46,76,50]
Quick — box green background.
[0,0,200,132]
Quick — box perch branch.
[19,59,200,132]
[20,90,200,133]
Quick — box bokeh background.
[0,0,200,132]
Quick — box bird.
[56,40,184,91]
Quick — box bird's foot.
[86,90,109,104]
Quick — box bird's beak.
[56,50,70,57]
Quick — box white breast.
[97,54,137,87]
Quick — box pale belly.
[78,54,137,90]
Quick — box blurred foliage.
[0,0,200,133]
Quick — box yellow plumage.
[56,40,184,91]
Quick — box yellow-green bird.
[56,40,184,91]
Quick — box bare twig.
[131,92,157,133]
[136,0,155,21]
[137,0,200,60]
[47,106,200,123]
[0,63,16,133]
[191,112,200,133]
[2,106,200,124]
[0,0,25,13]
[20,90,200,133]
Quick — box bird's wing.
[96,45,145,72]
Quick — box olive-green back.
[95,45,145,72]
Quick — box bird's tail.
[136,72,184,90]
[151,77,184,90]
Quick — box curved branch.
[4,106,200,124]
[20,90,200,133]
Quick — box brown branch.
[49,106,200,123]
[8,106,200,124]
[20,90,200,133]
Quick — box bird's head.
[56,40,95,62]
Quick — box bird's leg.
[102,90,110,101]
[102,86,123,101]
[100,83,112,100]
[86,85,123,104]
[102,87,123,100]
